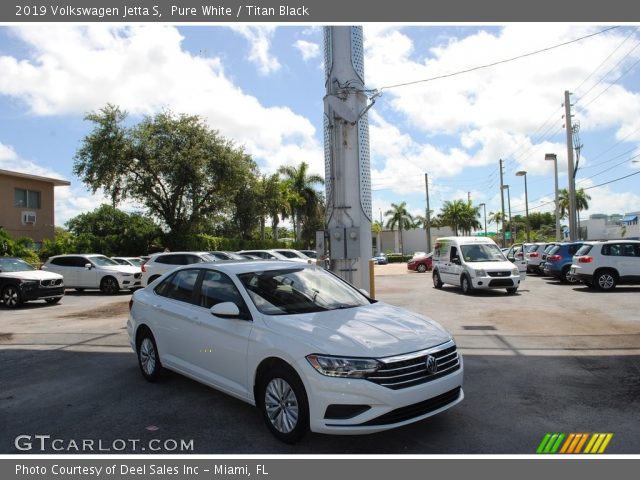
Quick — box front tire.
[561,266,578,284]
[595,270,617,291]
[137,330,162,382]
[258,365,309,444]
[2,285,24,308]
[417,264,427,273]
[506,287,518,294]
[461,275,473,295]
[45,297,62,304]
[433,271,443,289]
[100,276,119,295]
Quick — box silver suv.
[141,252,218,286]
[570,240,640,290]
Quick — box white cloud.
[294,40,320,61]
[229,26,281,75]
[0,25,323,177]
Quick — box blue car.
[543,242,584,283]
[373,253,388,265]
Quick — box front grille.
[488,271,511,277]
[488,279,514,287]
[357,387,462,426]
[40,279,63,287]
[366,341,460,390]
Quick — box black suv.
[0,257,64,308]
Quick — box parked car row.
[505,239,640,291]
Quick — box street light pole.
[479,202,487,237]
[502,185,512,244]
[516,170,530,242]
[545,153,560,241]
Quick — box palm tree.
[558,188,591,219]
[277,162,324,242]
[489,211,505,233]
[439,200,480,235]
[372,220,383,254]
[384,202,414,257]
[559,188,591,238]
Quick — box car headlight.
[473,269,486,277]
[512,268,519,275]
[118,273,133,277]
[306,354,380,378]
[19,280,39,289]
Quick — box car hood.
[262,302,451,358]
[0,270,63,281]
[466,261,516,270]
[99,265,140,274]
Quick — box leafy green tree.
[66,204,162,255]
[277,162,324,242]
[385,201,414,257]
[74,104,256,249]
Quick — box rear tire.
[595,270,617,291]
[258,365,309,444]
[433,271,443,289]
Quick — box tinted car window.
[575,244,593,256]
[155,269,200,303]
[51,257,74,267]
[548,246,560,255]
[621,244,639,257]
[601,244,623,256]
[568,243,583,255]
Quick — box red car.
[407,253,433,273]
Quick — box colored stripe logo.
[537,433,613,454]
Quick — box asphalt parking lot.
[1,269,639,454]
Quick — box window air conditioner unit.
[23,212,37,224]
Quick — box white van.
[432,237,525,295]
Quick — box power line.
[376,27,619,92]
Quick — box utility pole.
[499,159,506,247]
[564,90,578,241]
[323,26,372,290]
[425,173,432,253]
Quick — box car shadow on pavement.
[4,348,638,454]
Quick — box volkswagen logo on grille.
[425,355,437,374]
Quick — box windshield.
[90,256,120,267]
[127,258,144,266]
[276,250,302,259]
[460,244,506,262]
[0,257,36,272]
[238,267,370,315]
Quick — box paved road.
[1,275,639,453]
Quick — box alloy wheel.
[264,378,299,434]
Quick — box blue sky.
[1,25,639,228]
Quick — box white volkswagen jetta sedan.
[127,261,463,443]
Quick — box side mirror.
[452,258,461,265]
[85,263,93,270]
[210,302,240,318]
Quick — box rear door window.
[155,269,200,304]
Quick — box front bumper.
[470,274,520,289]
[20,283,65,301]
[299,354,464,435]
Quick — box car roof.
[172,260,311,276]
[149,251,211,258]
